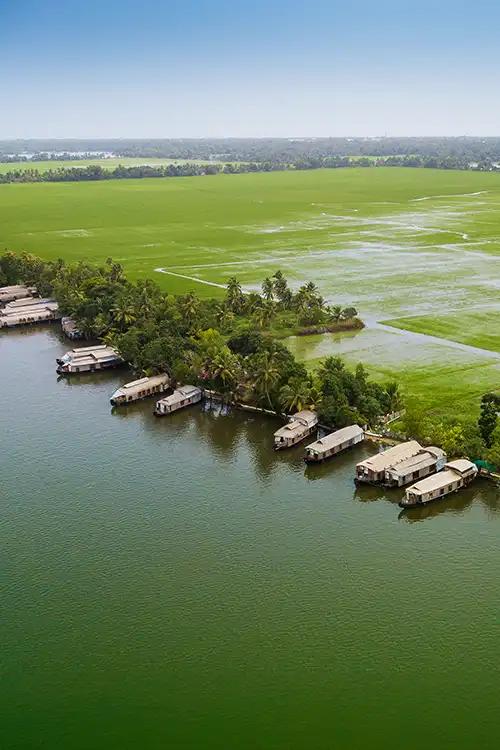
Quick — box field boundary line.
[154,268,226,289]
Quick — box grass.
[1,166,499,423]
[383,312,500,353]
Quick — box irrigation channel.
[2,326,500,750]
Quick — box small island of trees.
[0,251,398,428]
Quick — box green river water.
[2,327,500,749]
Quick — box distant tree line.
[0,161,285,184]
[0,251,398,428]
[1,152,499,185]
[3,136,500,167]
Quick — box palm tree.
[225,277,244,313]
[251,350,280,409]
[111,300,137,329]
[279,376,311,413]
[304,281,319,296]
[385,382,402,411]
[328,305,343,323]
[180,292,200,328]
[272,271,290,305]
[215,304,234,330]
[253,301,275,329]
[212,350,241,401]
[261,277,274,302]
[341,306,358,321]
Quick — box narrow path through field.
[154,268,227,289]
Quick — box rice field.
[0,157,219,173]
[1,166,499,422]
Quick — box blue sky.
[1,0,500,138]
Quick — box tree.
[225,277,245,314]
[179,292,200,329]
[250,350,281,409]
[272,271,291,307]
[341,306,358,321]
[478,394,499,448]
[261,277,274,301]
[385,382,402,411]
[111,300,137,330]
[430,423,466,458]
[279,376,312,413]
[487,426,500,469]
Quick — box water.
[2,327,500,750]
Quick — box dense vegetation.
[4,136,500,163]
[2,137,500,183]
[400,396,500,469]
[0,251,397,428]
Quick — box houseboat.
[56,344,123,374]
[110,374,170,405]
[274,410,318,450]
[355,440,422,484]
[0,284,37,305]
[61,317,84,340]
[383,446,447,487]
[400,459,478,508]
[3,296,50,310]
[0,301,60,328]
[154,385,202,415]
[304,424,364,463]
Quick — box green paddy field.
[0,157,216,173]
[1,167,499,422]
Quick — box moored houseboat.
[304,424,364,463]
[0,301,60,328]
[110,374,170,405]
[383,446,447,487]
[400,459,478,508]
[154,385,202,415]
[274,410,318,450]
[3,296,51,310]
[355,440,422,484]
[56,344,123,374]
[61,317,84,340]
[0,284,37,305]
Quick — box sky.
[1,0,500,138]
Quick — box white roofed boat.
[155,385,202,415]
[305,424,363,463]
[274,410,318,450]
[400,459,478,507]
[110,374,170,405]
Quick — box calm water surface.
[2,328,500,749]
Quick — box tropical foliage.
[1,250,398,427]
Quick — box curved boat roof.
[307,425,363,452]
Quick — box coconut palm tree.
[261,277,274,302]
[279,376,312,413]
[212,350,242,401]
[215,304,235,331]
[253,301,275,329]
[180,292,200,329]
[111,300,137,329]
[341,306,358,321]
[251,349,281,409]
[328,305,343,323]
[385,381,402,411]
[225,277,245,313]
